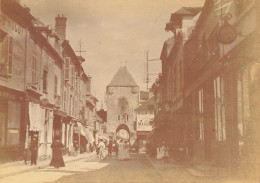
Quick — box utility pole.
[144,50,160,91]
[75,39,87,56]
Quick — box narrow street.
[0,153,220,183]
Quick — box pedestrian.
[124,140,130,160]
[114,140,119,156]
[96,140,100,157]
[49,138,65,168]
[161,141,169,164]
[108,140,113,157]
[118,139,125,160]
[30,133,39,165]
[156,144,162,163]
[86,142,90,153]
[99,139,106,160]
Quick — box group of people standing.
[95,139,131,161]
[156,141,169,163]
[25,134,65,168]
[118,140,130,161]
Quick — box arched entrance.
[116,124,130,140]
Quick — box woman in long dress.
[118,140,125,160]
[124,141,130,160]
[49,139,65,168]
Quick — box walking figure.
[49,138,65,168]
[108,140,113,157]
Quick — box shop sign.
[0,89,24,101]
[137,118,153,132]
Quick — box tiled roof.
[172,7,202,16]
[135,97,154,112]
[108,66,138,87]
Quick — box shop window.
[199,89,204,141]
[237,70,250,137]
[214,76,226,141]
[7,101,21,145]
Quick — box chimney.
[55,14,67,40]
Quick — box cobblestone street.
[1,153,257,183]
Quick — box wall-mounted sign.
[137,118,153,132]
[217,14,237,45]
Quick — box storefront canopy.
[85,128,95,143]
[74,122,86,137]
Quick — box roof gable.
[108,66,138,87]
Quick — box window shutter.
[64,57,70,81]
[8,37,13,74]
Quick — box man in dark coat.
[30,134,39,165]
[108,140,113,156]
[49,138,65,168]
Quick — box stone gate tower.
[106,66,139,142]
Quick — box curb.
[0,153,96,179]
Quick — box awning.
[74,122,86,137]
[98,134,109,141]
[85,128,95,143]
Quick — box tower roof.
[108,66,138,87]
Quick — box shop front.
[0,86,26,163]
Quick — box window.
[237,70,250,137]
[0,35,13,76]
[64,57,70,81]
[199,89,204,141]
[7,37,13,74]
[54,75,58,96]
[32,56,37,84]
[63,91,67,112]
[214,76,226,141]
[75,73,79,91]
[126,115,129,121]
[43,69,48,92]
[71,66,74,86]
[118,115,120,121]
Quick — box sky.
[21,0,205,109]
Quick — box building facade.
[0,0,97,163]
[152,0,259,176]
[106,66,139,143]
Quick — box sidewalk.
[0,152,96,179]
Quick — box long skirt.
[50,149,65,168]
[118,147,125,160]
[124,148,130,160]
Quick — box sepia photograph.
[0,0,259,182]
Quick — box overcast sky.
[21,0,205,109]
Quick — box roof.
[171,7,202,17]
[135,97,154,112]
[108,66,138,87]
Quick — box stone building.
[0,0,96,163]
[106,66,139,143]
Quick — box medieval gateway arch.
[106,66,139,144]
